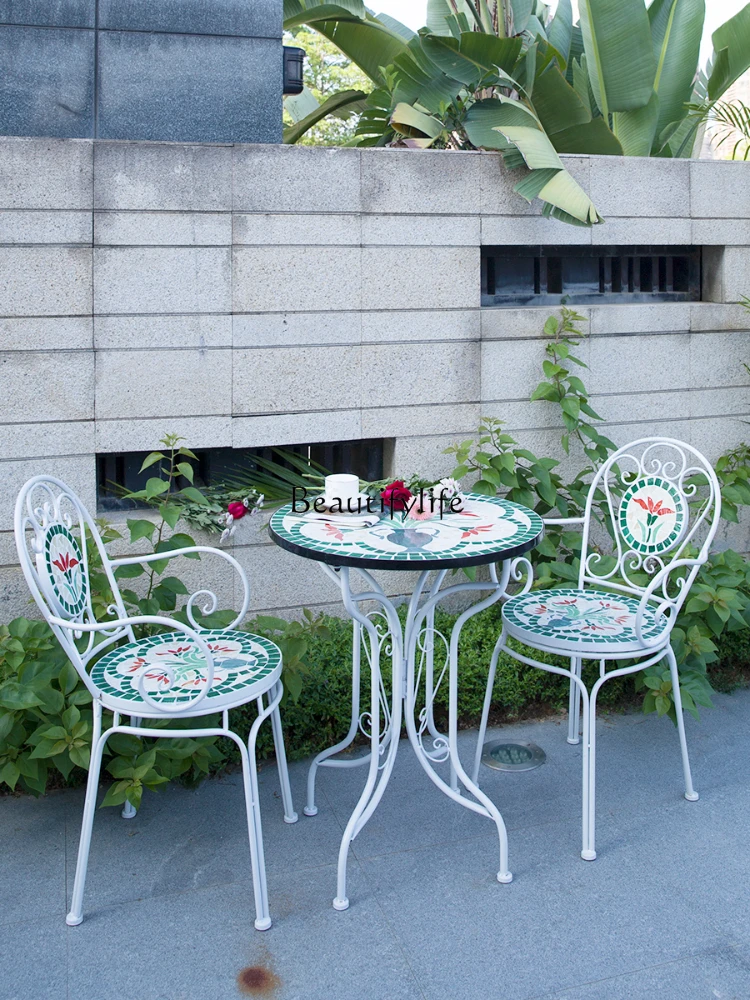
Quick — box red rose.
[227,501,247,520]
[380,480,412,511]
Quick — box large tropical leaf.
[285,2,410,87]
[283,89,368,143]
[551,118,623,154]
[707,2,750,101]
[578,0,656,118]
[390,102,444,144]
[612,91,660,155]
[425,0,474,36]
[648,0,704,147]
[464,97,603,224]
[548,0,573,67]
[531,65,591,135]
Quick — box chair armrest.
[50,612,218,714]
[634,558,704,648]
[542,517,586,526]
[110,545,250,629]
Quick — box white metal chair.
[471,438,721,860]
[15,476,297,931]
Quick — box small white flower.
[435,477,462,498]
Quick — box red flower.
[227,501,247,520]
[633,496,674,516]
[324,523,345,541]
[52,551,79,574]
[159,646,191,656]
[461,524,494,538]
[380,480,412,511]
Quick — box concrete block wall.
[0,0,281,142]
[0,137,748,620]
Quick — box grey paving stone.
[63,756,346,915]
[65,865,425,1000]
[0,790,67,926]
[3,914,68,1000]
[535,946,750,1000]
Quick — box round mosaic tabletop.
[269,494,544,571]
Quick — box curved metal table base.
[305,562,515,910]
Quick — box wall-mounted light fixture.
[283,46,306,95]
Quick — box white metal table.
[269,493,544,910]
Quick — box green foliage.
[283,26,370,145]
[285,0,750,220]
[447,306,750,726]
[530,307,616,461]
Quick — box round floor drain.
[481,741,546,772]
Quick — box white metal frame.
[471,438,722,860]
[14,476,297,931]
[305,560,521,910]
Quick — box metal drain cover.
[481,741,546,772]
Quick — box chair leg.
[121,715,140,819]
[666,645,699,802]
[269,684,298,824]
[67,704,105,926]
[231,730,272,932]
[567,658,582,744]
[471,630,506,785]
[581,683,596,862]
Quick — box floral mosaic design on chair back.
[14,477,131,672]
[578,439,722,648]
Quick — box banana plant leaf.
[548,0,573,67]
[648,0,704,147]
[707,2,750,102]
[390,102,444,143]
[425,0,473,37]
[284,1,410,87]
[578,0,656,118]
[283,89,368,144]
[613,90,660,155]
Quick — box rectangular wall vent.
[481,245,701,307]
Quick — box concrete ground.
[4,688,750,1000]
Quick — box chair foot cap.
[283,812,299,824]
[497,872,513,884]
[581,849,597,861]
[333,897,349,911]
[303,806,318,817]
[685,791,699,802]
[566,737,580,745]
[121,809,136,819]
[66,913,83,927]
[254,917,272,931]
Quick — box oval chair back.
[578,438,722,648]
[14,476,134,698]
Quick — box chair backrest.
[14,476,133,682]
[578,438,721,642]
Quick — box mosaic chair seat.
[15,477,297,932]
[471,438,721,862]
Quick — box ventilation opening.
[481,245,702,306]
[97,439,385,512]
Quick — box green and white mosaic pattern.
[41,523,87,618]
[270,494,543,566]
[91,630,281,708]
[503,588,667,652]
[619,476,686,556]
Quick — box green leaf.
[145,478,169,500]
[139,452,165,473]
[548,0,573,65]
[158,504,182,530]
[180,487,210,507]
[176,462,194,484]
[284,89,368,143]
[127,519,156,545]
[578,0,656,118]
[473,479,498,496]
[552,117,624,155]
[648,0,704,145]
[707,3,750,101]
[115,563,145,579]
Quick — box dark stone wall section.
[0,26,95,138]
[0,0,282,142]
